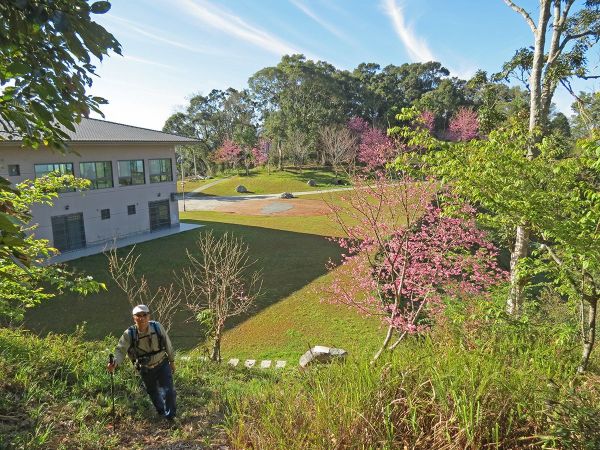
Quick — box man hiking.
[107,304,177,420]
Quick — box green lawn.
[177,177,222,193]
[25,209,382,361]
[198,168,349,196]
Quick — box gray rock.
[307,179,316,187]
[333,178,345,185]
[236,185,248,193]
[280,192,294,199]
[299,346,347,368]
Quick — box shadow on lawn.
[25,220,343,351]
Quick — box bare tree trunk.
[578,297,597,373]
[507,224,530,314]
[372,324,395,362]
[504,0,551,314]
[277,142,282,171]
[193,151,198,176]
[211,326,222,362]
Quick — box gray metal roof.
[1,117,198,144]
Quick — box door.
[149,200,171,231]
[51,213,86,252]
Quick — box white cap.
[132,304,150,315]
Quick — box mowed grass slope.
[198,168,349,196]
[26,205,382,361]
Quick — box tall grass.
[224,294,600,449]
[0,327,275,449]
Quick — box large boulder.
[299,346,347,368]
[280,192,294,199]
[236,185,248,193]
[307,179,316,187]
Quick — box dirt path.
[179,187,352,216]
[189,177,232,193]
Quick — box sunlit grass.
[200,167,348,196]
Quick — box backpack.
[127,321,166,366]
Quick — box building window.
[118,160,145,186]
[34,163,75,191]
[8,164,20,176]
[149,158,173,183]
[34,162,74,178]
[127,204,136,215]
[101,208,110,220]
[80,161,113,189]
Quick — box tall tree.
[501,0,600,314]
[163,88,257,176]
[249,54,351,161]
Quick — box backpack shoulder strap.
[127,325,138,361]
[150,321,165,351]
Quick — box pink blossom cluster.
[347,117,394,170]
[213,139,242,165]
[419,110,436,133]
[347,116,369,134]
[327,176,506,336]
[448,107,479,142]
[251,139,269,166]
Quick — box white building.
[0,118,197,253]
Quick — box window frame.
[34,162,75,192]
[149,158,173,183]
[79,161,114,189]
[34,162,74,178]
[117,159,145,186]
[8,164,20,176]
[100,208,111,220]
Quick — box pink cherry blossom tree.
[326,174,506,361]
[213,139,242,169]
[347,116,369,134]
[347,118,395,170]
[448,107,479,141]
[251,139,270,167]
[419,109,436,133]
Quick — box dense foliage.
[0,0,119,313]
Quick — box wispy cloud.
[290,0,351,43]
[123,55,181,71]
[173,0,302,56]
[381,0,435,62]
[104,14,216,55]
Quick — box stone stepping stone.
[228,358,239,367]
[244,359,256,368]
[260,360,272,369]
[275,360,287,369]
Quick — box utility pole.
[178,154,186,212]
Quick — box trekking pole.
[109,354,116,430]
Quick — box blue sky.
[90,0,599,130]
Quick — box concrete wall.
[0,142,180,248]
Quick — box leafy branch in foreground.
[0,174,105,326]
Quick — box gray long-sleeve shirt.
[113,321,174,368]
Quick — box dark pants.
[140,359,176,418]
